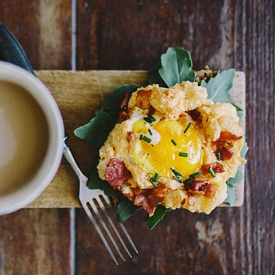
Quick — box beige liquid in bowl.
[0,80,49,196]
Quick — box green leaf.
[158,47,196,87]
[88,169,121,197]
[224,185,235,206]
[100,84,141,117]
[240,142,249,158]
[116,197,140,223]
[144,204,170,230]
[231,102,243,120]
[226,170,244,187]
[201,69,236,102]
[74,110,116,147]
[148,61,167,87]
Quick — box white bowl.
[0,61,64,215]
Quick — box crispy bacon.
[219,131,242,141]
[136,89,152,109]
[185,180,215,198]
[125,183,168,215]
[117,91,131,123]
[201,162,225,174]
[188,109,201,121]
[105,158,132,189]
[213,131,243,161]
[220,147,234,160]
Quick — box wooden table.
[0,1,274,274]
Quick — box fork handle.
[63,142,86,181]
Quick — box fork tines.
[84,194,138,265]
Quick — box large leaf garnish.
[148,47,195,87]
[201,69,235,102]
[74,110,117,147]
[116,197,140,223]
[225,142,249,205]
[100,84,141,117]
[144,205,171,230]
[224,185,235,206]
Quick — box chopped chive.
[170,168,183,177]
[208,167,216,178]
[184,122,192,133]
[216,152,221,161]
[153,173,160,182]
[150,179,158,188]
[179,152,188,157]
[184,177,193,184]
[140,135,151,143]
[189,171,200,178]
[173,175,182,183]
[148,129,153,135]
[171,139,177,146]
[144,115,156,123]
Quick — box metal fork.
[63,140,138,265]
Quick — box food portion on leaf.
[75,47,248,229]
[97,81,246,216]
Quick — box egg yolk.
[132,119,203,180]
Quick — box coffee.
[0,80,49,196]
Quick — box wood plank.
[27,70,245,208]
[0,209,71,274]
[0,0,72,70]
[76,0,226,71]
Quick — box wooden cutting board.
[26,70,245,208]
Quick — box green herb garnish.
[140,135,152,143]
[170,168,183,177]
[171,139,177,146]
[189,171,200,178]
[208,167,216,178]
[173,175,183,183]
[153,173,160,182]
[179,152,188,157]
[150,173,160,188]
[184,122,192,133]
[144,115,156,123]
[150,179,158,188]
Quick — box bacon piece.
[201,162,225,174]
[136,89,152,110]
[117,91,131,123]
[185,180,215,198]
[188,109,201,121]
[219,131,242,141]
[220,147,234,160]
[105,158,132,189]
[125,183,168,215]
[212,131,242,159]
[135,89,155,115]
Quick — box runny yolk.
[132,119,203,179]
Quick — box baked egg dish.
[97,81,246,216]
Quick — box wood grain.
[0,0,275,274]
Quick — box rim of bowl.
[0,61,64,215]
